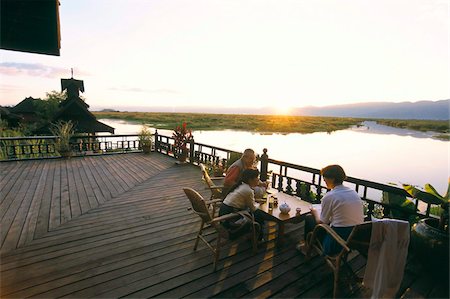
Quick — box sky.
[0,0,449,112]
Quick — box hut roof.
[51,99,114,134]
[10,97,40,114]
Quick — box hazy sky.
[1,0,448,112]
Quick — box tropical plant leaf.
[403,184,442,205]
[424,183,446,203]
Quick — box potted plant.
[138,125,153,154]
[51,120,74,158]
[172,122,192,163]
[403,181,449,277]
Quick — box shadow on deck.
[0,153,447,298]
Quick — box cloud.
[108,86,180,94]
[0,62,90,78]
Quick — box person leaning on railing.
[297,164,364,255]
[223,148,268,197]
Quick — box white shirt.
[223,183,256,212]
[320,185,364,227]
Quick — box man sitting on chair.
[298,164,364,255]
[223,148,267,197]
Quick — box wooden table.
[256,191,312,244]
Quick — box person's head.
[321,165,346,188]
[241,148,256,168]
[227,168,260,196]
[241,168,260,187]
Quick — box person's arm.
[224,166,240,187]
[310,207,322,224]
[318,194,332,224]
[244,187,256,212]
[258,180,269,188]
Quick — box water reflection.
[99,118,449,194]
[353,121,444,140]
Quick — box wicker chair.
[183,188,259,271]
[200,163,225,200]
[199,164,225,215]
[305,222,372,298]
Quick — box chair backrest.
[200,164,215,188]
[183,188,213,223]
[199,164,223,199]
[346,222,372,257]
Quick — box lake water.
[99,118,449,195]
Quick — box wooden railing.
[0,134,144,160]
[155,135,435,221]
[1,132,436,221]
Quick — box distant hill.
[94,100,449,120]
[294,100,449,120]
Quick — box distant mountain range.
[293,100,449,120]
[94,99,449,120]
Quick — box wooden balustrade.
[1,132,435,222]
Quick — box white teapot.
[279,202,291,214]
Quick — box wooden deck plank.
[66,159,82,219]
[0,161,43,251]
[76,157,102,210]
[0,161,35,219]
[0,153,446,299]
[49,160,62,230]
[60,159,72,225]
[0,161,40,248]
[34,160,56,238]
[17,161,50,248]
[70,158,91,214]
[0,161,27,203]
[93,156,125,195]
[80,157,109,204]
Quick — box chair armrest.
[210,213,241,223]
[210,176,225,180]
[204,198,223,205]
[209,185,224,190]
[313,224,351,252]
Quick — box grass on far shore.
[373,119,449,134]
[94,112,364,134]
[94,111,450,137]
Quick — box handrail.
[0,132,435,222]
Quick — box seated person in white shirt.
[298,164,364,255]
[219,169,269,240]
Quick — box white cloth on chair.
[363,219,410,299]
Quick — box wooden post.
[189,138,195,164]
[154,130,159,153]
[260,148,268,181]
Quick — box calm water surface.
[99,119,449,195]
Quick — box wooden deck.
[0,153,448,298]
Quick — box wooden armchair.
[305,222,372,298]
[183,188,259,271]
[199,164,225,215]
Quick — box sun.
[273,106,292,115]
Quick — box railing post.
[260,148,268,181]
[154,130,160,153]
[189,138,195,164]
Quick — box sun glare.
[273,106,292,115]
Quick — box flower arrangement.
[172,122,193,162]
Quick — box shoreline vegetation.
[93,112,449,138]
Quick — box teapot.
[279,202,291,214]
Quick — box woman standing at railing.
[297,164,364,255]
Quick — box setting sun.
[273,106,292,115]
